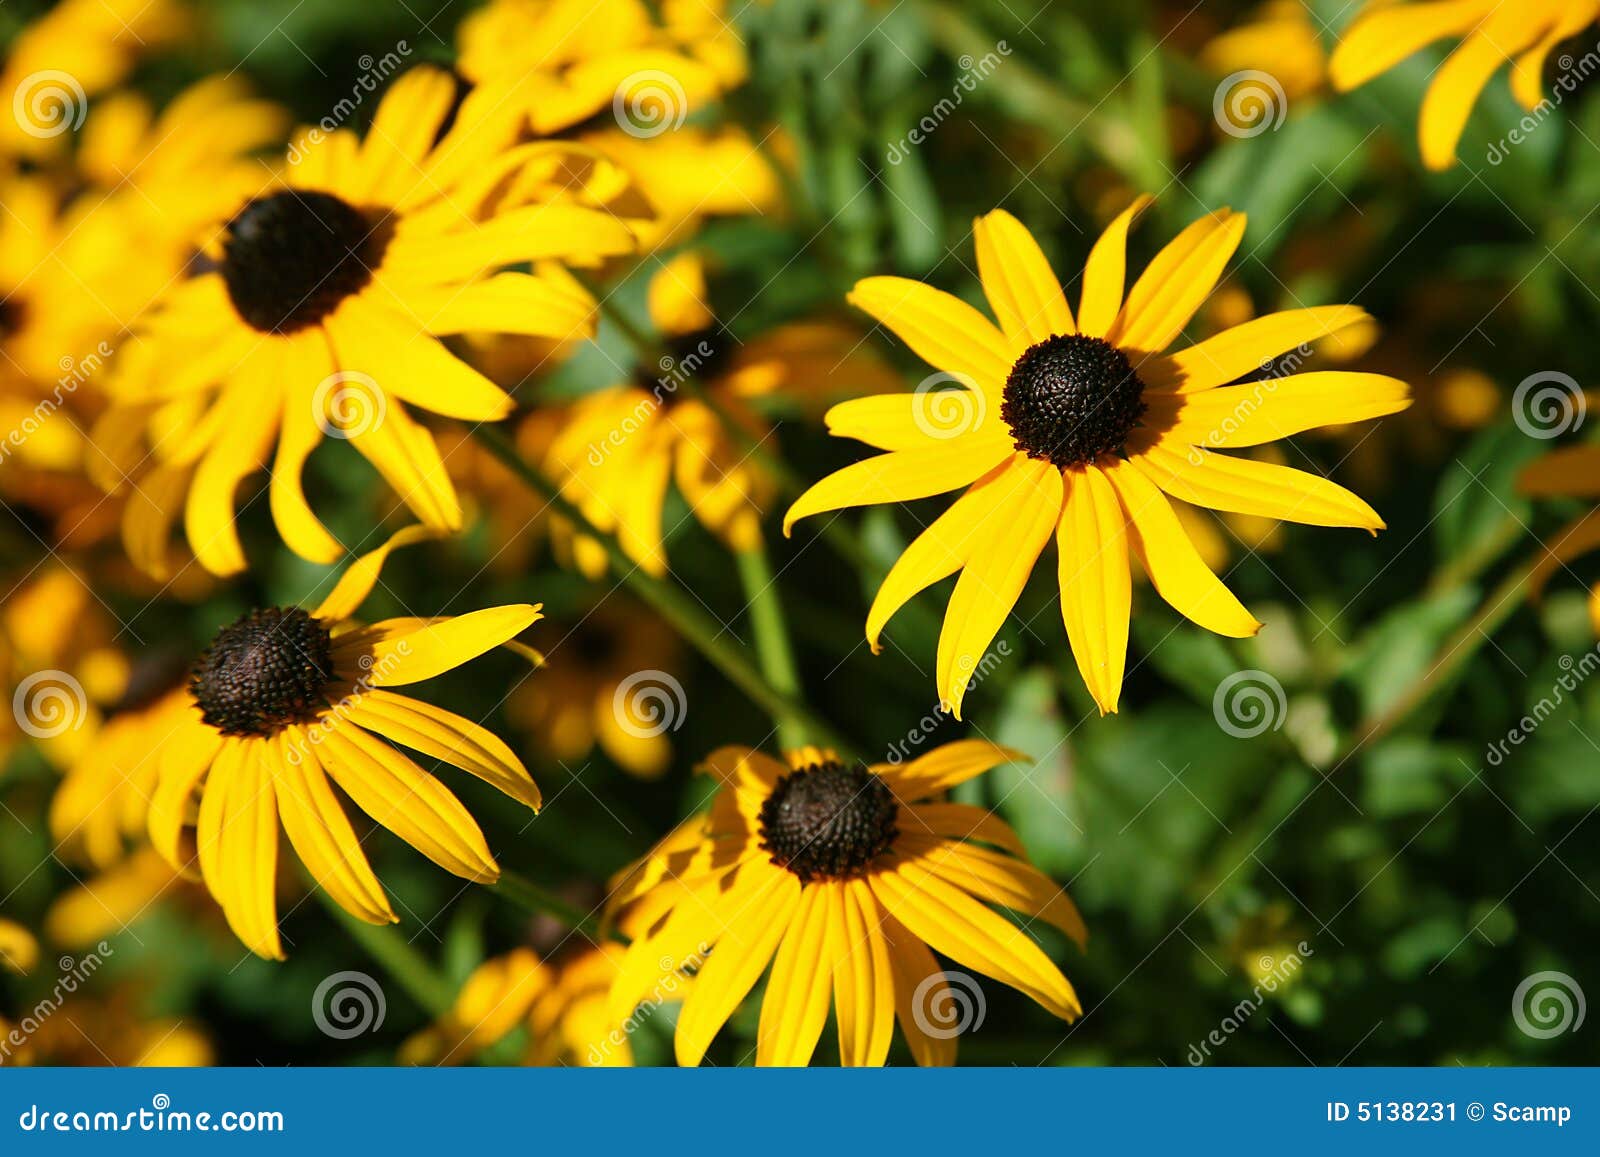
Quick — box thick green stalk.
[491,868,615,943]
[736,541,809,751]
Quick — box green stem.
[736,542,809,750]
[491,868,616,943]
[1337,547,1543,764]
[471,425,855,757]
[317,890,454,1017]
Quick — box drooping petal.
[1102,456,1261,637]
[1057,464,1132,715]
[1419,18,1542,170]
[361,605,542,687]
[834,879,895,1067]
[881,911,956,1066]
[270,330,343,564]
[1328,0,1487,91]
[936,458,1062,718]
[312,524,438,621]
[903,835,1088,949]
[196,739,283,960]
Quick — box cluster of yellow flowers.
[0,0,1594,1067]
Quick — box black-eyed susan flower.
[1201,0,1328,103]
[401,942,642,1066]
[94,65,638,577]
[1329,0,1600,170]
[786,201,1409,716]
[458,0,746,137]
[607,741,1084,1067]
[544,252,897,577]
[1518,445,1600,632]
[145,527,544,959]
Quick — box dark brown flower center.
[758,760,899,883]
[220,190,383,334]
[1001,333,1146,468]
[191,607,334,737]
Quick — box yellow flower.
[145,526,544,959]
[1201,0,1328,103]
[509,602,681,779]
[1329,0,1600,170]
[786,201,1409,716]
[94,66,638,577]
[2,987,214,1067]
[401,942,641,1066]
[0,919,37,974]
[545,252,897,577]
[0,0,188,158]
[607,742,1084,1066]
[458,0,746,137]
[1519,445,1600,632]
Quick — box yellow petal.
[196,739,283,960]
[271,331,343,564]
[1109,209,1246,356]
[906,835,1088,948]
[674,865,800,1066]
[784,440,1014,535]
[362,605,543,687]
[354,65,459,204]
[343,690,541,811]
[1077,194,1153,337]
[847,276,1014,393]
[1102,456,1261,637]
[835,879,895,1067]
[397,271,598,341]
[1134,441,1385,530]
[755,885,836,1066]
[1057,464,1131,715]
[881,911,956,1066]
[870,858,1079,1020]
[316,724,498,881]
[1141,305,1374,393]
[313,524,437,621]
[879,739,1029,800]
[825,391,1003,451]
[346,394,463,532]
[1419,16,1540,170]
[973,209,1073,346]
[1328,0,1485,91]
[903,802,1029,858]
[936,458,1062,718]
[185,369,282,576]
[1148,371,1411,449]
[273,732,395,926]
[866,462,1010,650]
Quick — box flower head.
[787,201,1410,716]
[607,741,1084,1066]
